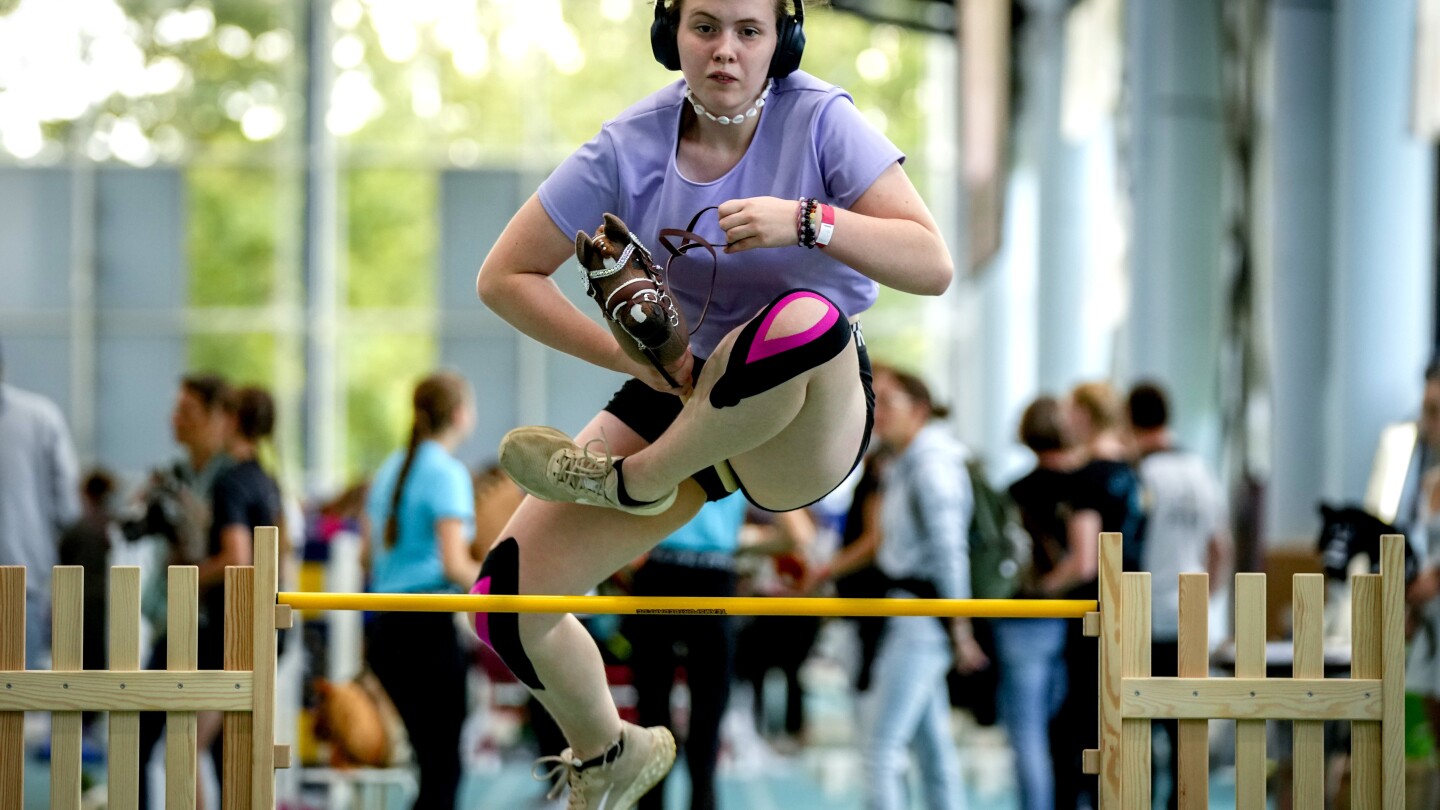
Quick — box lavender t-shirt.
[537,71,904,358]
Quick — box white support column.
[1124,0,1226,459]
[1028,0,1112,392]
[1326,0,1437,500]
[1265,0,1335,544]
[303,0,342,493]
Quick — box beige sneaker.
[533,723,677,810]
[499,426,678,516]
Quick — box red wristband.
[815,204,835,247]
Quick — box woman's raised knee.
[709,289,852,409]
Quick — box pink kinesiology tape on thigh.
[746,291,841,363]
[709,288,853,410]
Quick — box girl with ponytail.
[361,370,478,810]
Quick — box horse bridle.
[587,206,726,340]
[657,205,725,336]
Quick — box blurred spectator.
[0,338,81,668]
[310,480,370,548]
[805,447,894,692]
[1127,381,1231,810]
[362,371,478,810]
[132,372,234,810]
[624,492,748,810]
[189,385,284,810]
[471,463,524,563]
[1397,364,1440,777]
[734,507,820,749]
[58,469,120,737]
[865,366,982,810]
[59,469,121,675]
[1000,396,1080,810]
[1050,380,1145,810]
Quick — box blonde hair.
[1069,381,1121,433]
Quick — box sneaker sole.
[616,727,676,808]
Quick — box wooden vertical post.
[1351,575,1382,809]
[50,567,84,810]
[108,567,142,810]
[251,528,278,809]
[1121,573,1151,810]
[1098,532,1123,810]
[1176,573,1209,810]
[166,567,199,810]
[1291,573,1325,810]
[0,567,25,808]
[1234,573,1267,810]
[1379,536,1404,809]
[223,567,255,810]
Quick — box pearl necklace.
[685,79,772,127]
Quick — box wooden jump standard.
[0,529,1405,809]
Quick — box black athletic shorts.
[602,323,875,506]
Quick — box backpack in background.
[966,458,1033,600]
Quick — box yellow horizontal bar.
[0,671,253,712]
[277,592,1096,619]
[1121,677,1383,721]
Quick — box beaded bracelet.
[797,197,820,248]
[795,197,835,249]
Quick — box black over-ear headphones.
[651,0,806,79]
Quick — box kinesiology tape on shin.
[709,289,851,410]
[472,537,545,690]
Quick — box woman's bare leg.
[490,412,705,758]
[622,295,868,510]
[490,296,869,757]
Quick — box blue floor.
[20,747,1252,809]
[455,755,1246,810]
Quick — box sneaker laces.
[532,753,583,801]
[550,432,616,496]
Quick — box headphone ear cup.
[650,7,682,70]
[768,14,806,78]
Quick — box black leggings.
[367,612,468,810]
[622,561,736,810]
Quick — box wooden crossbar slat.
[1380,536,1404,809]
[1120,678,1381,720]
[166,567,199,810]
[0,567,24,807]
[108,567,142,810]
[50,567,84,810]
[1352,575,1381,808]
[1176,573,1208,810]
[1291,574,1324,810]
[1121,573,1151,810]
[224,566,255,810]
[1234,573,1266,810]
[0,672,254,711]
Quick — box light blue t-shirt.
[656,491,748,554]
[537,71,904,358]
[367,441,475,594]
